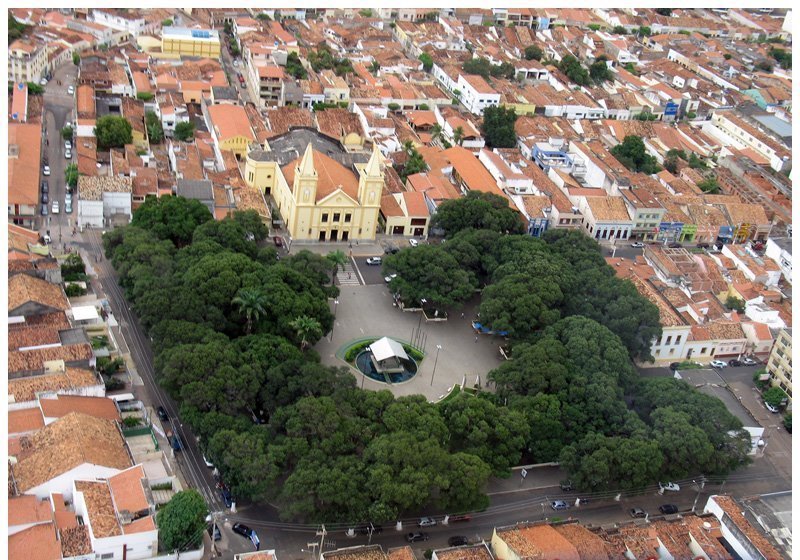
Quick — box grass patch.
[673,360,702,370]
[91,335,109,349]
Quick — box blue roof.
[752,115,792,138]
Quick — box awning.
[72,305,100,321]
[369,337,409,362]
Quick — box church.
[244,136,384,242]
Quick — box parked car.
[232,523,256,541]
[405,532,429,543]
[669,362,681,370]
[41,180,49,193]
[765,401,780,413]
[273,236,283,247]
[64,149,72,159]
[742,357,759,366]
[384,273,397,283]
[728,359,742,367]
[668,242,683,248]
[383,245,399,254]
[220,487,233,508]
[630,242,645,248]
[42,165,50,176]
[629,508,647,518]
[65,140,72,150]
[659,504,679,515]
[65,200,72,214]
[169,432,182,451]
[409,239,419,247]
[560,480,574,491]
[40,77,48,86]
[551,500,569,511]
[696,242,710,249]
[417,517,436,527]
[659,482,681,493]
[41,203,48,216]
[366,256,382,265]
[41,192,49,204]
[157,406,169,422]
[51,200,59,214]
[449,514,472,523]
[208,524,221,541]
[67,85,74,95]
[710,360,727,368]
[203,454,214,468]
[448,536,469,547]
[358,523,383,535]
[41,234,51,245]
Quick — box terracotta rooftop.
[8,407,45,436]
[8,494,52,528]
[8,324,63,351]
[8,367,100,404]
[8,123,43,207]
[323,544,387,560]
[315,108,365,141]
[442,146,506,199]
[498,523,580,560]
[75,480,122,538]
[552,524,611,560]
[387,546,416,560]
[207,104,255,142]
[435,544,493,560]
[8,522,61,560]
[108,465,150,514]
[77,175,132,201]
[8,342,94,374]
[39,394,121,423]
[282,149,361,203]
[585,196,631,222]
[266,106,314,137]
[13,412,132,493]
[8,274,69,314]
[713,496,782,560]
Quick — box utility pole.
[211,511,221,557]
[430,345,442,386]
[316,525,327,560]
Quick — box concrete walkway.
[314,285,505,402]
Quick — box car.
[65,192,72,203]
[40,77,48,86]
[384,273,398,283]
[65,200,73,214]
[43,165,51,176]
[696,242,710,249]
[64,121,71,129]
[409,239,419,247]
[765,401,780,413]
[67,85,74,95]
[232,522,254,539]
[659,504,679,515]
[41,192,49,204]
[551,500,569,511]
[710,360,727,368]
[41,234,52,244]
[233,59,240,66]
[728,359,742,367]
[383,245,399,254]
[41,180,49,193]
[405,532,429,543]
[221,487,233,508]
[65,149,72,159]
[659,482,681,493]
[742,357,759,366]
[669,362,681,370]
[358,523,383,535]
[65,140,72,150]
[169,432,182,451]
[208,524,222,541]
[448,536,469,547]
[203,454,214,468]
[239,82,246,89]
[668,242,683,248]
[560,480,574,491]
[273,236,283,247]
[366,256,382,265]
[629,508,647,518]
[417,517,436,527]
[41,203,48,216]
[157,406,169,422]
[448,514,472,523]
[51,200,59,214]
[630,242,645,248]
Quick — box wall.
[27,464,123,501]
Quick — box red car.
[273,236,283,247]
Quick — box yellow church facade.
[244,144,384,242]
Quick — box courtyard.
[313,284,505,401]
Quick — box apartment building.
[706,111,791,173]
[766,328,792,402]
[8,40,48,83]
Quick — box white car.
[765,401,780,413]
[366,257,382,265]
[630,242,645,248]
[65,200,73,214]
[43,165,51,176]
[417,517,437,527]
[384,273,397,283]
[742,357,759,366]
[659,482,680,493]
[409,239,419,247]
[67,85,74,95]
[710,360,727,369]
[202,454,214,468]
[51,200,60,214]
[65,140,72,150]
[65,149,72,159]
[40,77,48,86]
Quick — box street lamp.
[430,345,442,386]
[329,299,339,341]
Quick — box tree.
[558,55,590,87]
[157,490,207,552]
[383,245,477,309]
[162,18,173,26]
[610,135,661,174]
[94,115,133,150]
[145,110,164,144]
[481,106,518,148]
[359,8,373,17]
[419,52,434,72]
[26,82,44,95]
[452,126,464,146]
[232,288,268,334]
[61,126,74,141]
[589,58,613,83]
[624,61,639,75]
[418,103,429,110]
[755,60,774,72]
[388,102,401,111]
[131,195,212,247]
[763,386,788,408]
[64,163,79,189]
[655,8,672,16]
[783,412,791,432]
[612,25,627,35]
[256,12,272,21]
[725,295,745,313]
[326,250,348,283]
[174,121,195,141]
[9,13,28,43]
[399,144,428,181]
[72,51,80,66]
[769,48,791,70]
[479,274,564,338]
[136,91,154,101]
[697,177,721,194]
[588,23,602,31]
[638,26,652,37]
[285,51,308,79]
[290,315,323,350]
[432,191,525,237]
[524,45,543,61]
[431,124,443,144]
[462,57,494,80]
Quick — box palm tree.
[402,140,415,154]
[232,288,267,334]
[290,315,322,350]
[431,124,443,145]
[453,126,465,146]
[326,250,348,284]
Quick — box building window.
[700,347,707,354]
[666,335,672,345]
[344,213,352,223]
[333,213,341,222]
[675,335,682,344]
[321,213,329,223]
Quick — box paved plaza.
[313,285,506,401]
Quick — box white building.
[8,40,48,83]
[764,237,792,284]
[456,73,500,115]
[77,176,133,229]
[91,9,148,37]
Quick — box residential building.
[580,195,633,241]
[764,237,792,284]
[8,123,43,228]
[204,103,256,163]
[765,328,792,402]
[161,26,221,58]
[705,110,791,173]
[8,40,48,83]
[620,188,666,242]
[76,176,133,229]
[456,73,501,115]
[380,191,431,238]
[704,495,785,560]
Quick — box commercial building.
[161,27,221,58]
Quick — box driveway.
[314,286,504,401]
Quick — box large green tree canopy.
[432,191,525,237]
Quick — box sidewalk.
[486,464,564,496]
[281,234,420,258]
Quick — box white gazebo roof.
[369,337,409,362]
[71,305,100,322]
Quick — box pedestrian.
[460,312,465,319]
[474,335,479,343]
[347,272,351,279]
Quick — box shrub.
[123,416,142,428]
[344,340,376,362]
[104,375,125,391]
[65,284,87,297]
